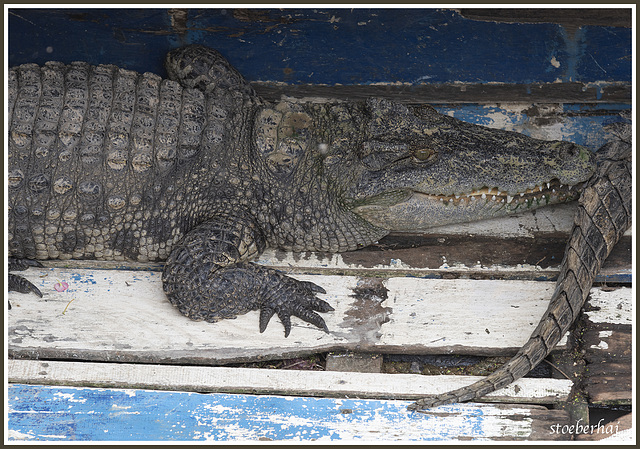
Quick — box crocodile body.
[410,116,632,410]
[8,45,602,381]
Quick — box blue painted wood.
[7,384,544,441]
[8,8,631,85]
[431,103,630,150]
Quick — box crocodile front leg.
[162,213,334,336]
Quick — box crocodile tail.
[410,126,632,412]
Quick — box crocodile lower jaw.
[352,179,586,232]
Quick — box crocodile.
[409,114,632,411]
[8,44,596,341]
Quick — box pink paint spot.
[54,281,69,292]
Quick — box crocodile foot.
[8,258,44,310]
[163,260,334,337]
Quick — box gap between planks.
[7,359,573,404]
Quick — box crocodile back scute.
[8,62,207,261]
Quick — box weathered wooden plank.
[581,287,632,406]
[583,371,632,406]
[9,269,588,364]
[255,237,631,284]
[9,8,631,88]
[432,103,631,150]
[7,384,572,441]
[7,359,573,404]
[584,287,634,326]
[459,7,632,28]
[254,83,632,105]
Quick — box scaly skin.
[9,44,596,338]
[409,115,632,411]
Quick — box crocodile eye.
[412,148,436,162]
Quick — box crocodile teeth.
[506,195,513,203]
[539,185,544,192]
[520,192,525,197]
[491,195,496,200]
[546,182,550,189]
[481,193,487,199]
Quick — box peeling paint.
[8,385,554,441]
[585,289,633,324]
[432,103,628,150]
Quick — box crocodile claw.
[259,275,334,337]
[298,280,327,294]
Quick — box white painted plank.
[584,287,633,325]
[7,384,572,441]
[7,268,580,363]
[8,359,573,404]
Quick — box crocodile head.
[318,98,596,231]
[252,98,596,249]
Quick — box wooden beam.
[458,8,632,28]
[8,359,573,404]
[253,81,632,104]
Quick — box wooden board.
[7,359,573,404]
[7,384,573,441]
[253,83,631,105]
[8,8,631,92]
[581,288,633,406]
[8,268,592,364]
